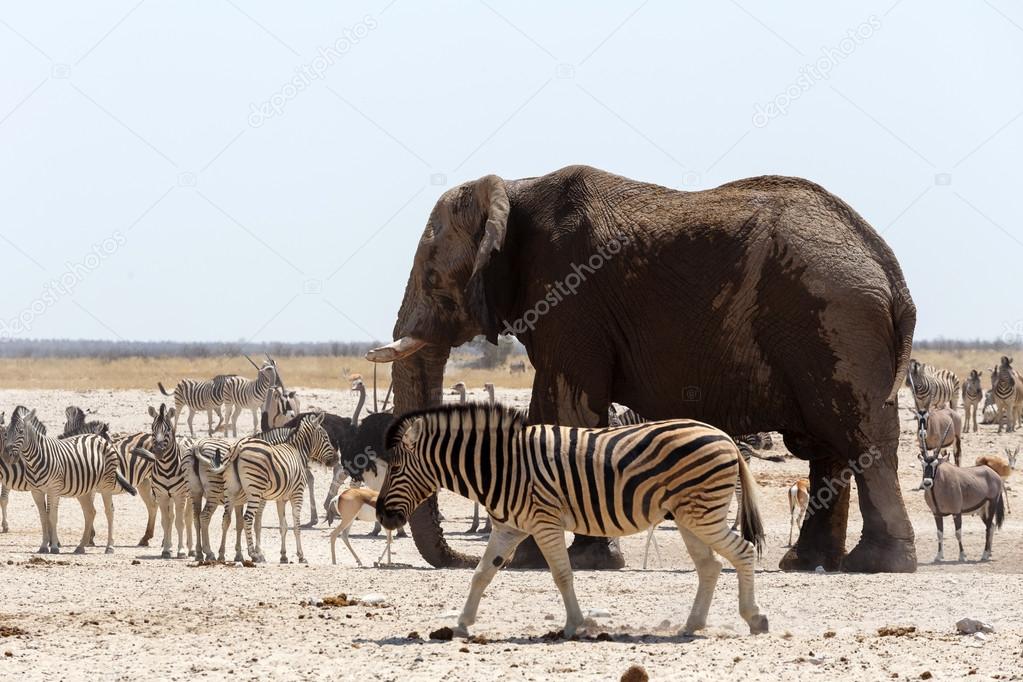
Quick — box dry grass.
[0,355,535,391]
[0,348,1002,391]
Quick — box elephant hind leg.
[778,435,850,572]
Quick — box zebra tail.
[736,452,765,558]
[116,471,138,496]
[158,382,172,397]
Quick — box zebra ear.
[402,418,424,449]
[148,406,157,418]
[167,407,176,420]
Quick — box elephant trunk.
[393,345,479,569]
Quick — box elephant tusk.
[366,336,429,363]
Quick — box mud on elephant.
[368,164,918,573]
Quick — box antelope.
[787,478,810,547]
[913,407,962,466]
[327,486,392,567]
[975,449,1016,513]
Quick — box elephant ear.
[465,174,512,344]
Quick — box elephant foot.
[841,538,916,573]
[779,542,845,572]
[161,550,172,559]
[105,546,114,555]
[569,536,625,570]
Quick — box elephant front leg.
[779,455,850,572]
[841,438,917,573]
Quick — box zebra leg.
[468,503,480,533]
[454,523,528,637]
[234,505,245,562]
[1,485,8,533]
[101,493,115,554]
[157,493,174,558]
[533,525,586,638]
[31,490,51,553]
[75,494,96,554]
[186,407,197,437]
[45,495,62,554]
[255,501,266,554]
[173,495,187,557]
[137,479,157,546]
[688,521,767,634]
[243,497,265,562]
[302,467,318,528]
[276,499,289,563]
[677,527,722,634]
[290,491,306,564]
[200,500,216,561]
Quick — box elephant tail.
[885,290,917,407]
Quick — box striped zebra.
[60,406,110,440]
[990,357,1023,433]
[158,374,232,437]
[905,359,960,411]
[377,403,768,638]
[0,408,51,543]
[203,415,332,563]
[961,370,984,433]
[221,364,277,437]
[131,404,195,558]
[183,436,235,562]
[982,390,1000,425]
[110,429,160,546]
[4,407,137,554]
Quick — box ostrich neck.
[353,388,365,424]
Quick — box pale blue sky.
[1,1,1021,344]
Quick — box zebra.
[906,359,960,411]
[158,374,231,436]
[183,436,235,562]
[221,364,277,437]
[110,429,159,546]
[0,408,51,543]
[981,390,1000,425]
[4,407,137,554]
[200,413,333,563]
[991,356,1023,433]
[376,403,768,638]
[60,406,110,440]
[961,370,984,433]
[131,404,195,558]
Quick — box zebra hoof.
[138,539,150,547]
[36,545,49,554]
[280,556,289,564]
[232,554,244,563]
[298,557,307,564]
[749,614,769,634]
[50,546,60,555]
[958,552,967,563]
[1,523,8,533]
[161,550,172,559]
[105,547,115,555]
[177,551,186,559]
[205,553,216,562]
[187,550,195,558]
[73,546,86,555]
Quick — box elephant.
[367,164,918,573]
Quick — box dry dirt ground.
[0,386,1021,681]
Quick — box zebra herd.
[908,355,1023,433]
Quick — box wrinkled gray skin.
[370,165,917,572]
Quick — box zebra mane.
[385,402,527,460]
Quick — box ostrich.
[350,376,367,427]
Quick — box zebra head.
[376,414,436,530]
[148,404,176,455]
[4,407,37,461]
[64,406,86,432]
[293,412,333,465]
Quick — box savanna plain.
[0,352,1020,681]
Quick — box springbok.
[917,431,1005,563]
[787,478,809,547]
[975,450,1015,513]
[327,486,392,567]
